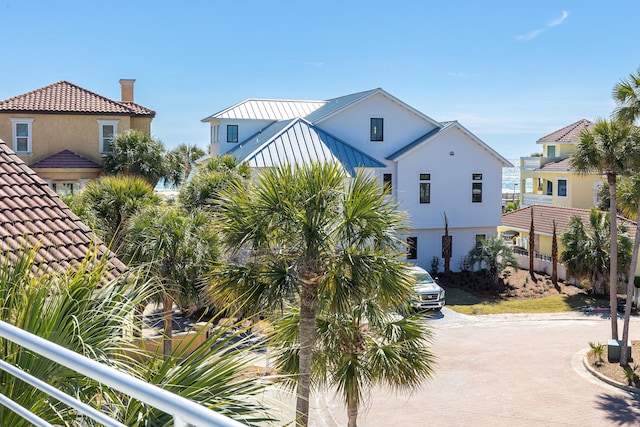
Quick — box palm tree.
[466,234,518,284]
[125,205,219,358]
[273,300,434,427]
[179,154,251,212]
[174,143,206,180]
[571,119,635,340]
[103,130,186,188]
[0,248,271,425]
[613,67,640,125]
[560,209,632,296]
[78,175,158,252]
[211,161,410,427]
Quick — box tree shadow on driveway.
[596,392,640,425]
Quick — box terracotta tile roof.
[30,150,102,169]
[0,139,126,281]
[0,81,155,117]
[537,119,593,143]
[502,204,636,238]
[537,157,575,172]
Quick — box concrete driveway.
[266,308,640,426]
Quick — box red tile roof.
[30,150,102,169]
[538,157,575,172]
[0,139,126,281]
[502,204,636,238]
[0,81,155,117]
[537,119,593,143]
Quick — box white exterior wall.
[215,118,275,155]
[408,227,498,273]
[316,92,438,160]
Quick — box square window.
[472,182,482,203]
[407,236,417,260]
[227,125,238,143]
[419,173,431,181]
[370,118,383,141]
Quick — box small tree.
[551,220,558,286]
[529,207,535,280]
[442,212,452,274]
[103,130,185,188]
[467,235,518,284]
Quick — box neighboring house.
[0,138,126,280]
[0,79,155,195]
[519,119,604,209]
[202,88,512,271]
[499,204,639,279]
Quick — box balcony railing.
[520,156,555,171]
[522,193,553,206]
[0,320,245,427]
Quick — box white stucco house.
[202,88,512,272]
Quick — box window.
[51,182,79,196]
[383,173,392,194]
[557,179,567,197]
[211,124,219,144]
[98,120,118,153]
[227,125,238,143]
[547,145,556,158]
[475,234,486,248]
[546,180,553,196]
[472,173,482,203]
[370,118,383,141]
[10,118,34,153]
[407,237,417,260]
[419,173,431,204]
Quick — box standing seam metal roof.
[202,99,327,121]
[226,118,385,175]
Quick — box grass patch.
[446,288,608,315]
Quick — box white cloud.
[516,10,569,42]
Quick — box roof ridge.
[537,119,593,143]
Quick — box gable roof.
[387,121,513,167]
[30,150,102,169]
[502,204,636,238]
[226,118,385,176]
[0,81,155,117]
[537,119,593,143]
[0,139,126,281]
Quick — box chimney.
[119,79,136,103]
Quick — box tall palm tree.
[211,161,410,427]
[571,119,635,340]
[174,143,206,181]
[560,209,632,296]
[273,300,434,427]
[125,205,219,358]
[613,67,640,125]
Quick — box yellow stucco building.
[519,119,604,209]
[0,79,155,194]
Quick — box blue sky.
[1,1,638,159]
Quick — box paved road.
[265,308,640,426]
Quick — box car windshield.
[414,272,434,284]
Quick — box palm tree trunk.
[163,294,173,360]
[620,198,640,366]
[529,207,535,280]
[608,174,619,340]
[296,280,319,427]
[347,394,358,427]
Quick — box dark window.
[558,179,567,197]
[227,125,238,143]
[472,183,482,203]
[407,237,417,260]
[548,146,556,157]
[419,174,431,204]
[546,180,553,196]
[475,234,486,248]
[370,118,383,141]
[383,173,392,193]
[472,173,483,180]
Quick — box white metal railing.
[522,193,553,206]
[0,320,246,427]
